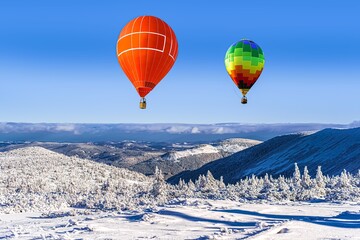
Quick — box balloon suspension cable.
[241,96,248,104]
[231,84,242,99]
[139,98,147,109]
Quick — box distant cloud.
[166,126,191,134]
[54,124,76,132]
[0,122,358,142]
[211,127,235,134]
[191,127,201,134]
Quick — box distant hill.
[0,147,151,212]
[1,122,359,142]
[130,138,261,179]
[168,128,360,184]
[0,139,259,178]
[0,141,166,168]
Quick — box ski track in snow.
[1,200,359,240]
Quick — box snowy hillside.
[0,147,153,213]
[163,138,261,161]
[169,128,360,184]
[1,146,360,239]
[214,138,262,153]
[0,138,260,180]
[0,141,166,168]
[131,138,261,179]
[163,144,220,161]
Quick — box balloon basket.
[140,98,147,109]
[241,96,248,104]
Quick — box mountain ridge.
[130,138,261,179]
[168,128,360,184]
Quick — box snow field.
[0,200,359,239]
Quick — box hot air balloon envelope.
[116,16,178,108]
[224,39,265,103]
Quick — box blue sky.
[0,0,359,124]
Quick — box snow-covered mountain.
[0,147,152,213]
[169,128,360,184]
[130,138,261,179]
[0,139,260,179]
[0,141,166,168]
[1,147,360,239]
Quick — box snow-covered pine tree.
[315,166,325,188]
[206,170,216,183]
[293,163,301,187]
[289,163,302,200]
[204,170,219,195]
[298,166,312,200]
[327,169,356,201]
[246,174,261,200]
[260,173,275,200]
[195,174,207,191]
[186,179,196,197]
[277,175,290,200]
[151,166,167,201]
[301,166,312,189]
[218,176,226,189]
[178,178,186,190]
[338,169,350,188]
[315,166,326,197]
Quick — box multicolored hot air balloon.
[224,39,265,104]
[116,16,178,109]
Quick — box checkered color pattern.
[224,40,265,96]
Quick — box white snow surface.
[0,147,152,213]
[215,138,261,153]
[164,138,261,161]
[0,199,359,239]
[1,145,360,239]
[164,145,220,161]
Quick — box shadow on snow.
[157,210,257,227]
[213,209,360,229]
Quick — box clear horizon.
[1,1,359,124]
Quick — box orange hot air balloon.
[116,16,178,109]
